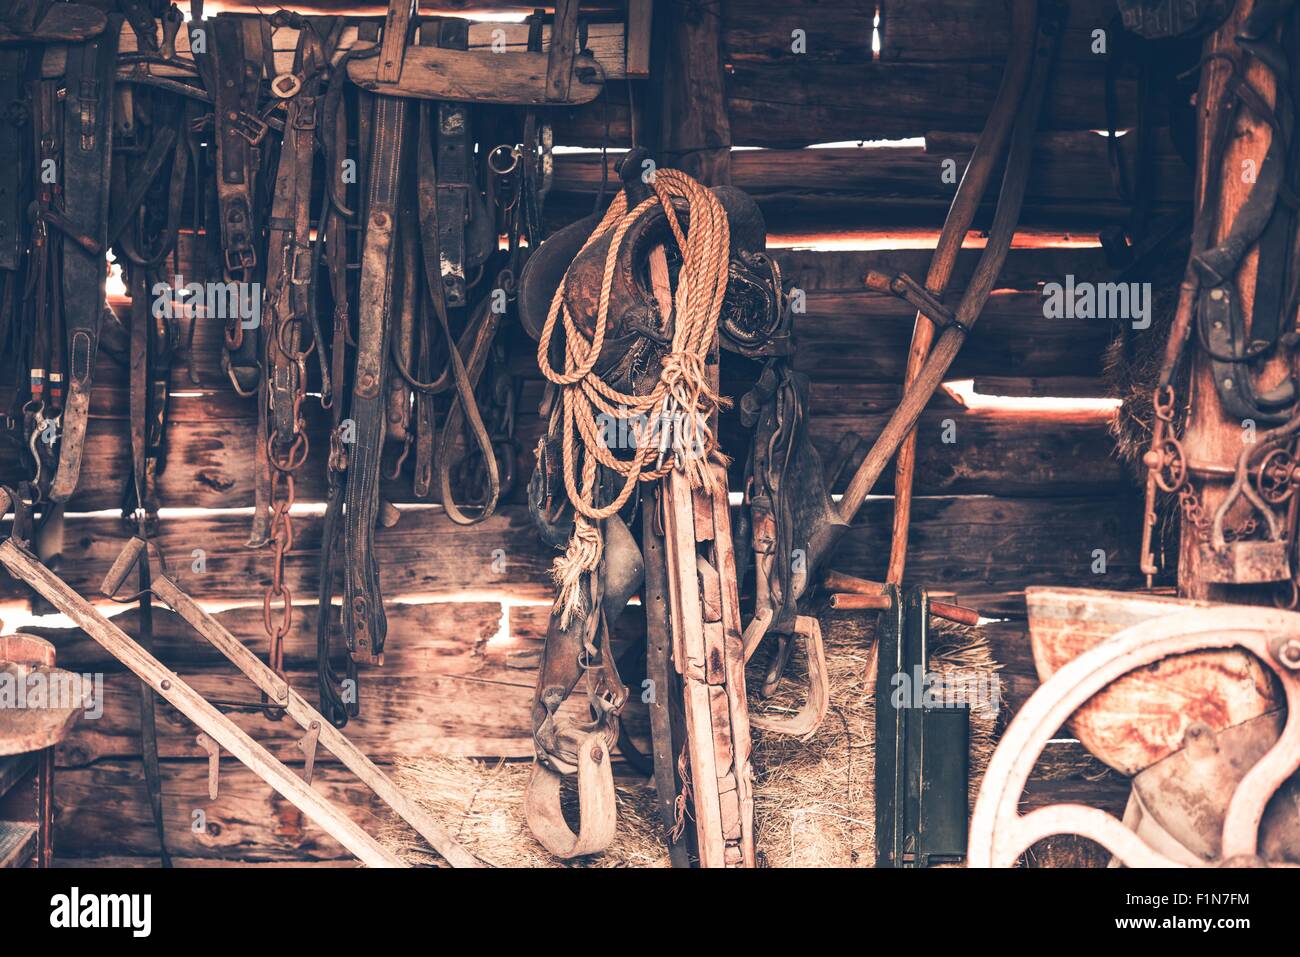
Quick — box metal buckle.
[224,243,257,274]
[231,111,268,146]
[289,241,313,286]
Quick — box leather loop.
[525,731,617,858]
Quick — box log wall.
[0,0,1168,864]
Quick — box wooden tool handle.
[100,536,147,597]
[828,592,981,627]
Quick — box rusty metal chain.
[259,253,314,717]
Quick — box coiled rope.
[538,168,732,625]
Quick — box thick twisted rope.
[538,168,732,624]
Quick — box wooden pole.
[0,540,407,868]
[651,0,731,184]
[885,0,1038,584]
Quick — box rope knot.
[551,517,603,628]
[659,351,730,493]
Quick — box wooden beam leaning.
[376,0,416,84]
[100,538,481,868]
[836,2,1061,527]
[885,0,1038,585]
[0,538,406,868]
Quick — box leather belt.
[343,91,412,663]
[48,20,119,504]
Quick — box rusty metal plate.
[1025,587,1280,775]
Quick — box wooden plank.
[722,384,1124,497]
[972,376,1111,399]
[349,44,604,105]
[42,15,628,80]
[790,289,1114,381]
[721,0,1134,144]
[548,133,1191,228]
[832,493,1147,596]
[0,506,553,604]
[28,601,509,674]
[625,0,653,78]
[52,760,389,862]
[773,246,1109,293]
[0,820,37,869]
[25,599,646,765]
[0,497,1142,603]
[51,666,564,764]
[0,753,34,801]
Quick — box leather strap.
[49,21,119,503]
[343,91,412,662]
[414,117,501,524]
[126,268,170,868]
[0,49,24,271]
[204,16,265,397]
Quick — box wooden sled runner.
[0,489,479,868]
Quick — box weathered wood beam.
[1178,0,1286,600]
[649,0,731,183]
[1,497,1145,604]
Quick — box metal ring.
[271,73,302,99]
[488,144,520,176]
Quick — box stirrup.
[751,615,829,737]
[525,731,617,859]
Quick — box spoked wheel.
[969,606,1300,867]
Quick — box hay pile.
[378,611,1001,868]
[748,611,1001,867]
[377,755,672,867]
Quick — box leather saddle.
[521,151,788,542]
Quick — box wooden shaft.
[887,0,1039,585]
[829,592,981,627]
[376,0,415,84]
[148,571,482,868]
[823,569,956,599]
[0,540,406,868]
[545,0,580,102]
[838,8,1054,525]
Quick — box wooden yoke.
[1177,0,1294,601]
[347,0,603,105]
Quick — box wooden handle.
[829,592,981,627]
[828,592,891,611]
[100,537,147,597]
[822,569,885,595]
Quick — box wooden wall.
[0,0,1169,864]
